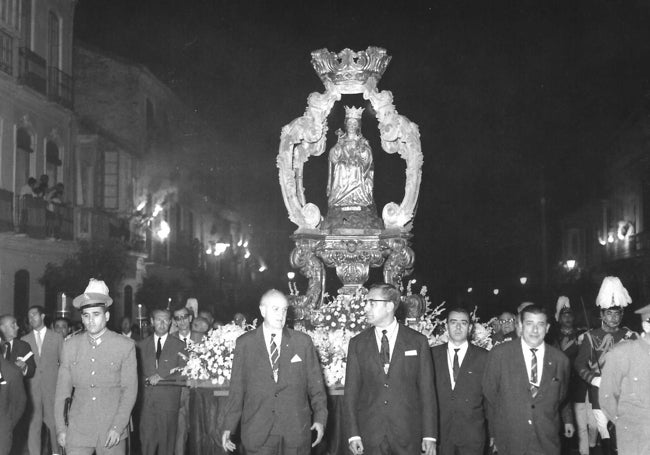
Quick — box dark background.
[73,0,650,315]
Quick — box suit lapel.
[253,327,275,383]
[538,344,555,393]
[514,342,533,395]
[388,325,406,375]
[455,344,474,389]
[277,328,293,388]
[361,329,383,375]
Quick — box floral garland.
[175,322,254,385]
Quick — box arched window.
[13,269,29,319]
[16,127,32,186]
[46,140,61,184]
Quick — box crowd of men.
[2,275,650,455]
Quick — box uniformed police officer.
[54,279,138,455]
[600,304,650,455]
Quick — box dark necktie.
[452,348,460,383]
[4,342,10,360]
[530,348,538,398]
[156,337,162,367]
[270,334,279,382]
[380,330,390,369]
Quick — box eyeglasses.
[363,299,392,304]
[499,318,515,324]
[174,315,190,321]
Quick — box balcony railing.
[48,66,73,109]
[13,195,73,240]
[18,47,46,95]
[76,207,147,253]
[0,29,13,76]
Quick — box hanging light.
[287,272,295,280]
[519,276,528,285]
[493,288,499,295]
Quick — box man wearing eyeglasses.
[491,312,517,345]
[137,309,186,455]
[344,283,437,455]
[600,303,650,455]
[170,306,202,455]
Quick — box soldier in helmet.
[600,303,650,454]
[574,277,638,454]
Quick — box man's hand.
[57,432,66,448]
[591,377,601,388]
[105,429,121,448]
[349,438,364,455]
[15,359,28,375]
[311,422,324,447]
[222,430,236,452]
[147,374,163,386]
[422,439,436,455]
[564,423,575,438]
[489,438,497,453]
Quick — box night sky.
[74,0,650,307]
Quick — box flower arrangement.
[175,322,253,385]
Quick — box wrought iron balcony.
[18,47,46,95]
[0,29,13,76]
[48,66,73,109]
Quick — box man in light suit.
[482,304,574,455]
[0,356,27,455]
[23,305,63,455]
[344,283,437,455]
[221,289,327,455]
[54,279,138,455]
[431,307,488,455]
[137,309,186,455]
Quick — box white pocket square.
[291,354,302,363]
[405,350,418,356]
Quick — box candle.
[61,293,66,312]
[138,304,142,320]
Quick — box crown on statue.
[344,106,365,120]
[311,47,392,94]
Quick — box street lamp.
[519,276,528,285]
[287,271,295,280]
[493,288,499,295]
[156,220,170,241]
[467,287,473,293]
[565,259,576,271]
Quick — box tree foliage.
[39,239,129,297]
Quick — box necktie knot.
[530,348,538,354]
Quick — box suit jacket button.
[528,420,532,425]
[274,393,279,397]
[531,405,535,409]
[384,400,388,405]
[92,397,96,401]
[383,383,388,388]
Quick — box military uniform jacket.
[54,330,138,447]
[600,338,650,455]
[574,326,637,408]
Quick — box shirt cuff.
[348,436,361,443]
[423,437,437,442]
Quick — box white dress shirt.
[447,340,469,389]
[521,338,545,386]
[154,333,169,351]
[373,318,399,366]
[33,326,47,355]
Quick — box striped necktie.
[530,348,538,398]
[270,334,279,382]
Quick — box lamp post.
[519,276,528,286]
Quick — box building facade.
[0,0,76,318]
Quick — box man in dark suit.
[221,289,327,455]
[344,283,437,455]
[432,307,488,455]
[482,304,574,455]
[23,305,64,455]
[137,309,186,455]
[0,314,36,378]
[0,356,27,455]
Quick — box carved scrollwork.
[363,79,423,230]
[381,237,415,288]
[290,237,325,310]
[278,84,341,229]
